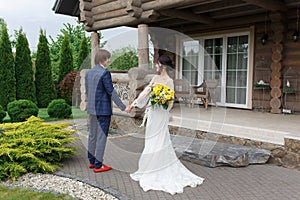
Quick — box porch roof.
[53,0,300,34]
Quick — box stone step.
[172,135,271,168]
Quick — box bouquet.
[149,84,175,110]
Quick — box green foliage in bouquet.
[0,116,78,181]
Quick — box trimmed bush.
[7,100,38,122]
[0,105,6,123]
[47,99,72,119]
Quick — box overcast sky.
[0,0,136,51]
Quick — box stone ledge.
[172,135,271,168]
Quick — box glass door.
[180,33,250,108]
[226,35,249,106]
[203,38,223,103]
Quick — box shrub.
[58,71,77,105]
[7,100,38,122]
[47,99,72,119]
[0,116,78,180]
[0,105,6,122]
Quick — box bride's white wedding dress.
[130,75,204,195]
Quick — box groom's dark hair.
[95,49,111,65]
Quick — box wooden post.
[269,12,286,114]
[91,32,99,66]
[138,24,149,69]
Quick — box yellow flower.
[170,90,174,97]
[166,94,172,100]
[150,84,175,110]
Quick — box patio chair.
[174,79,193,107]
[191,80,218,109]
[206,80,218,107]
[191,81,209,109]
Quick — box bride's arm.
[130,76,156,108]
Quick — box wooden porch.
[112,102,299,146]
[169,104,299,145]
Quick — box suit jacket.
[85,64,126,115]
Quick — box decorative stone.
[172,135,271,168]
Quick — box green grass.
[0,185,74,200]
[2,107,87,122]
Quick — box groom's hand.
[125,106,132,113]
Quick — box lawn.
[0,185,74,200]
[3,107,87,122]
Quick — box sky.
[0,0,136,51]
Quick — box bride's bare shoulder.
[151,74,159,82]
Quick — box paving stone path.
[57,131,300,200]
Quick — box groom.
[85,49,131,173]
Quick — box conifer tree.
[58,34,73,83]
[35,29,56,108]
[15,30,36,103]
[0,22,16,109]
[77,35,89,70]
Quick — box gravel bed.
[1,173,119,200]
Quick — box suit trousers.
[88,114,111,168]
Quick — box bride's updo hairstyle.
[157,54,173,75]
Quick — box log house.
[53,0,300,113]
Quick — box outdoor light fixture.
[292,30,299,42]
[292,6,299,42]
[261,11,268,45]
[261,33,268,45]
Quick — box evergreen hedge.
[35,30,56,108]
[77,36,89,70]
[7,100,39,122]
[58,34,73,83]
[0,105,6,123]
[15,31,36,103]
[0,22,16,110]
[47,99,72,119]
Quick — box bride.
[129,55,204,195]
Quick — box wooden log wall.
[253,8,300,113]
[282,9,300,112]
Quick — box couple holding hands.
[85,49,204,195]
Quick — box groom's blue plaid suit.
[85,64,126,168]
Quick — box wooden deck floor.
[169,103,300,145]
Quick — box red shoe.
[103,165,112,170]
[89,164,95,169]
[93,165,112,173]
